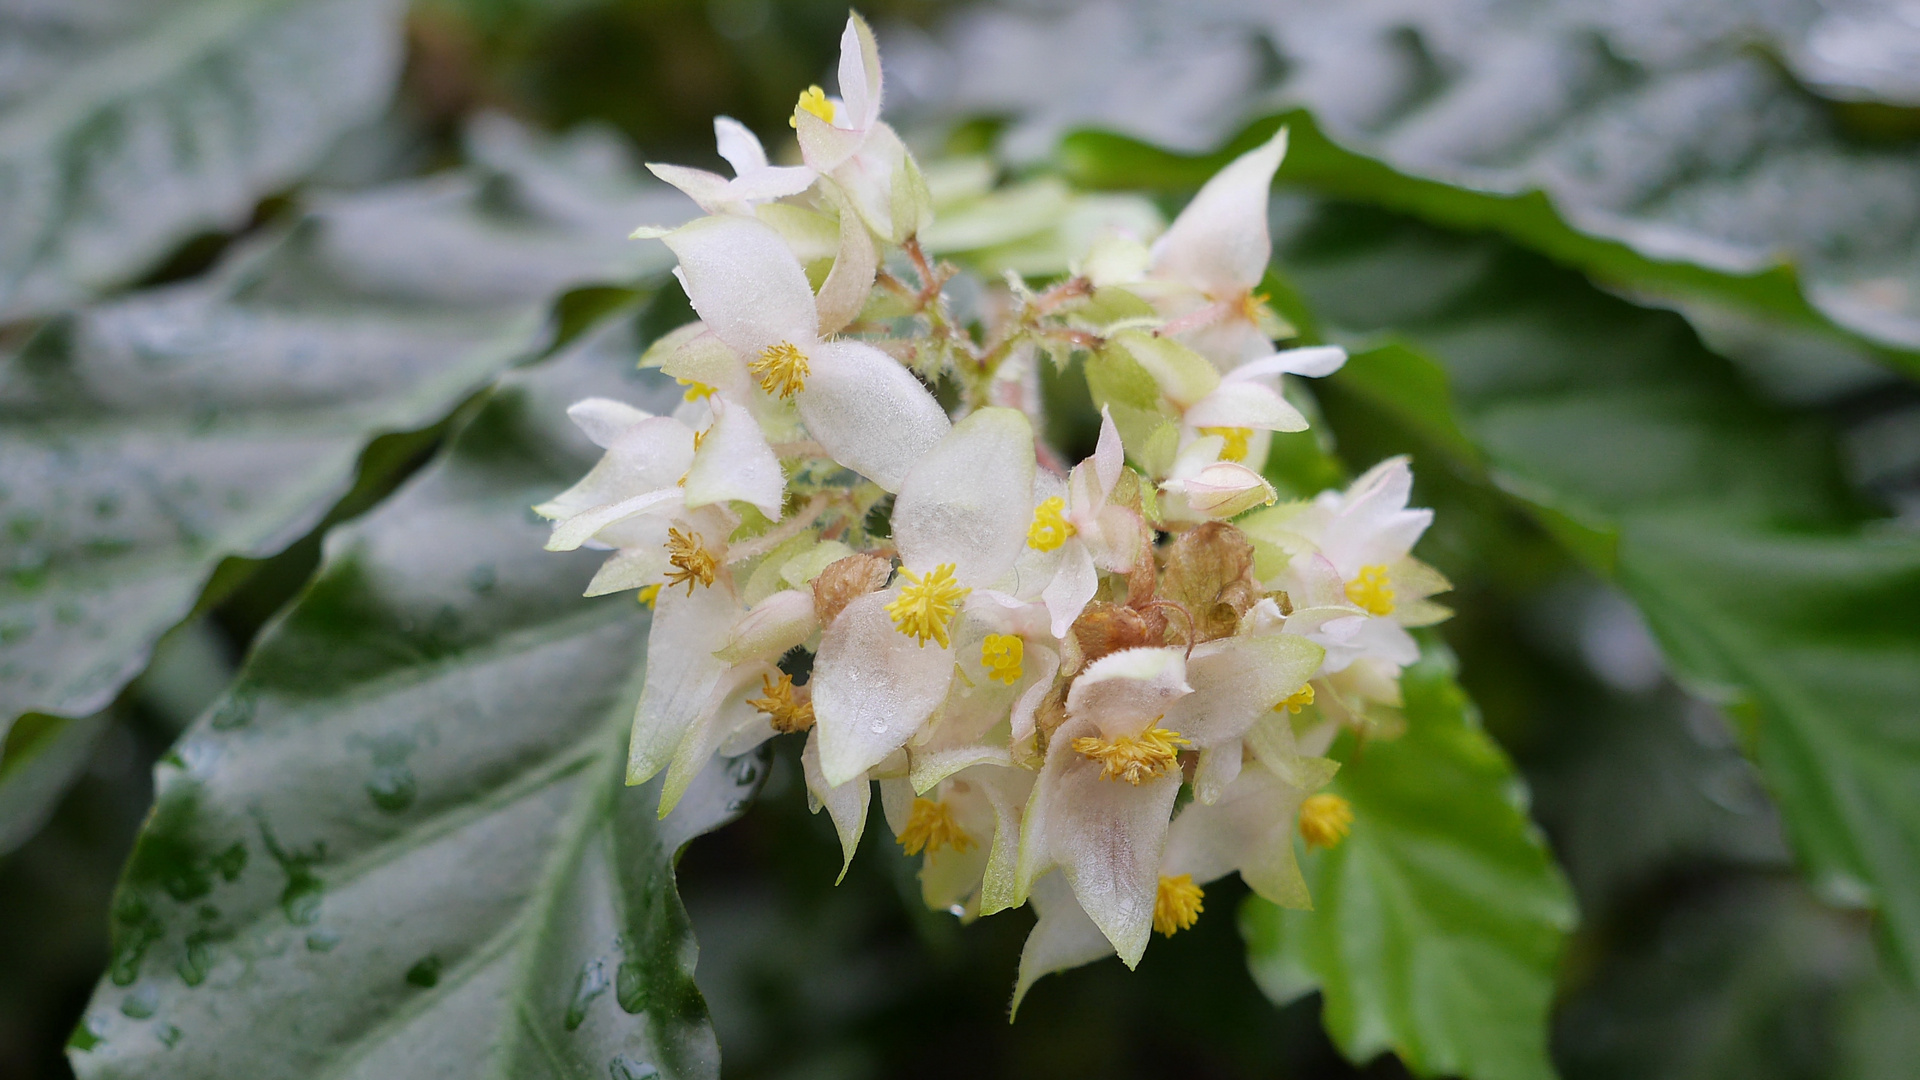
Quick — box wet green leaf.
[0,0,407,317]
[68,328,758,1078]
[1243,649,1576,1080]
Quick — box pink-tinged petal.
[713,115,768,174]
[1011,871,1116,1016]
[1184,381,1308,432]
[969,765,1036,917]
[628,580,743,784]
[1089,503,1145,572]
[893,407,1036,586]
[1093,406,1125,494]
[1042,538,1099,639]
[1065,647,1193,738]
[1162,766,1313,908]
[662,215,817,359]
[1031,719,1180,967]
[1227,345,1347,381]
[659,663,771,817]
[1008,643,1060,747]
[683,394,784,516]
[814,188,879,335]
[717,588,818,664]
[565,397,654,448]
[543,488,683,551]
[836,13,884,131]
[647,163,735,213]
[1150,126,1288,296]
[799,340,951,493]
[811,591,956,786]
[584,545,668,597]
[796,108,867,173]
[803,728,870,883]
[1164,634,1324,747]
[1193,740,1242,806]
[1164,461,1276,519]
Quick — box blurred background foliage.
[1,0,1917,1077]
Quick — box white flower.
[662,213,949,491]
[647,117,817,216]
[1145,126,1292,368]
[810,408,1037,786]
[1014,634,1321,965]
[535,395,782,595]
[1016,408,1147,638]
[793,14,932,243]
[1174,344,1346,472]
[881,763,1033,918]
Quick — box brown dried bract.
[1070,601,1169,665]
[1158,522,1258,642]
[811,553,893,626]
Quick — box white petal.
[535,416,694,522]
[795,108,867,173]
[726,164,818,205]
[683,394,785,516]
[814,187,879,335]
[1163,766,1311,908]
[1093,406,1125,494]
[1034,719,1180,967]
[628,581,742,784]
[647,163,736,214]
[659,664,768,817]
[713,115,769,174]
[1008,643,1060,747]
[1227,345,1347,381]
[1184,381,1308,432]
[662,215,816,360]
[796,340,950,493]
[1041,538,1099,639]
[1150,126,1287,296]
[1164,634,1324,747]
[892,407,1036,586]
[1192,739,1242,806]
[1064,647,1192,738]
[837,13,883,131]
[717,588,818,664]
[566,397,654,449]
[544,488,682,551]
[811,592,956,786]
[803,728,870,883]
[584,545,668,596]
[1011,871,1115,1016]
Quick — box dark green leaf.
[0,0,408,317]
[1269,198,1920,982]
[0,118,679,735]
[1243,649,1576,1080]
[68,327,759,1078]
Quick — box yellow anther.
[677,377,716,402]
[898,797,973,856]
[1299,793,1354,849]
[886,563,969,647]
[1154,874,1205,936]
[1199,426,1253,463]
[636,584,661,608]
[747,672,814,734]
[981,633,1024,685]
[1345,564,1395,616]
[692,426,708,453]
[751,341,810,399]
[1026,496,1076,551]
[1237,290,1271,324]
[789,85,836,128]
[664,527,718,596]
[1275,683,1315,714]
[1071,726,1191,785]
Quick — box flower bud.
[1163,461,1276,519]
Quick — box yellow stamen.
[1275,683,1315,714]
[981,633,1024,685]
[1199,426,1253,463]
[1026,496,1076,551]
[677,377,716,402]
[898,797,972,856]
[664,527,718,595]
[1299,793,1354,849]
[1237,290,1271,324]
[1071,726,1191,784]
[751,341,810,399]
[1154,874,1205,936]
[789,85,836,128]
[636,584,661,608]
[886,563,969,647]
[1345,564,1395,616]
[747,672,814,734]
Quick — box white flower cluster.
[538,13,1449,1008]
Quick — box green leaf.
[1269,199,1920,981]
[0,118,679,736]
[0,0,408,317]
[68,326,759,1078]
[1243,648,1576,1080]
